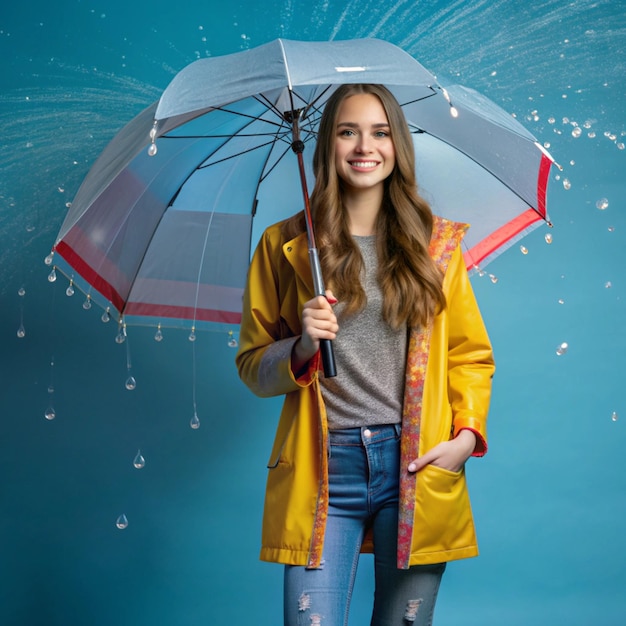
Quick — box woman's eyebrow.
[336,121,390,128]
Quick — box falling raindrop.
[154,325,163,342]
[48,385,54,394]
[520,245,528,255]
[44,253,54,266]
[47,268,57,282]
[16,324,26,338]
[545,233,553,244]
[44,406,56,420]
[116,514,129,529]
[133,450,146,469]
[489,274,498,284]
[605,281,612,289]
[101,308,110,323]
[611,411,618,422]
[556,342,568,356]
[571,126,582,138]
[608,226,615,232]
[227,331,238,348]
[18,287,26,297]
[562,178,571,190]
[82,296,92,310]
[66,281,75,297]
[148,143,157,157]
[190,412,200,429]
[115,327,127,344]
[125,376,137,391]
[188,329,196,342]
[596,198,609,210]
[558,299,565,305]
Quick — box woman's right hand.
[292,291,338,373]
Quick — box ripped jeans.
[284,424,446,626]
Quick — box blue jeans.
[284,425,446,626]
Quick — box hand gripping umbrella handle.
[308,247,337,379]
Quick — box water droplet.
[154,326,163,342]
[489,274,498,284]
[48,385,54,394]
[133,450,146,469]
[47,269,57,282]
[605,281,612,289]
[608,226,615,232]
[149,127,157,140]
[82,297,92,310]
[148,143,157,157]
[562,178,571,190]
[617,142,625,150]
[558,298,565,305]
[556,342,568,356]
[190,412,200,429]
[101,308,110,323]
[611,411,618,422]
[44,253,54,266]
[520,245,528,255]
[227,331,238,348]
[45,406,56,420]
[66,283,75,297]
[125,376,137,390]
[588,131,596,138]
[116,514,129,529]
[548,116,555,124]
[544,233,553,244]
[115,328,127,344]
[16,324,26,338]
[571,127,582,138]
[596,198,609,210]
[449,106,459,118]
[18,287,26,297]
[188,330,196,342]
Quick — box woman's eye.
[374,131,389,138]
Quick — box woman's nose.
[356,136,372,153]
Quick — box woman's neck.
[343,186,383,236]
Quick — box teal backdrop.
[1,1,625,624]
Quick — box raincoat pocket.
[411,463,477,560]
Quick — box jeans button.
[363,428,372,438]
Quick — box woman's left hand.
[407,429,477,474]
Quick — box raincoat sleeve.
[446,246,495,456]
[236,227,316,398]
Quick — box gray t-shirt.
[321,235,407,430]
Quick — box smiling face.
[333,93,396,196]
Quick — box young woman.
[236,84,495,626]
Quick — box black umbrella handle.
[308,247,337,378]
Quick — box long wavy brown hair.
[283,84,446,329]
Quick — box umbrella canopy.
[51,38,555,333]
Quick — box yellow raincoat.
[236,215,494,569]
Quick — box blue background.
[1,1,625,624]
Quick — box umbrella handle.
[308,247,337,378]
